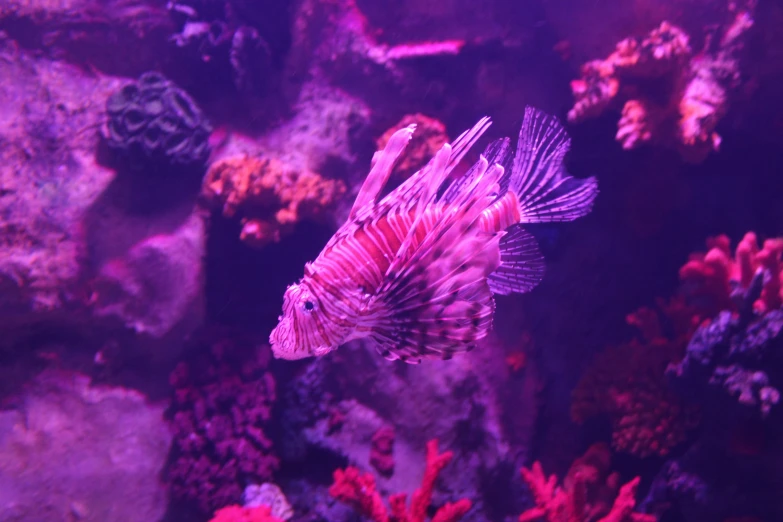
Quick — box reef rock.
[0,369,171,522]
[0,42,206,349]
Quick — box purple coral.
[165,332,279,515]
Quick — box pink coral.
[679,232,783,316]
[518,444,655,522]
[568,1,756,163]
[330,439,471,522]
[203,155,346,248]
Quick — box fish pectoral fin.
[365,173,505,363]
[488,224,545,295]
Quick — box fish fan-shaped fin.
[365,164,505,363]
[510,106,598,223]
[488,225,545,295]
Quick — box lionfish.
[269,107,598,363]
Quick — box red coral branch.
[329,438,471,522]
[208,505,285,522]
[518,445,655,522]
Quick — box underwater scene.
[1,0,782,521]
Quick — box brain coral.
[105,71,212,171]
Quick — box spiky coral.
[679,232,783,317]
[568,0,756,163]
[202,155,346,248]
[209,504,284,522]
[376,114,449,180]
[518,444,655,522]
[329,439,471,522]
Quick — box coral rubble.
[568,1,757,162]
[166,333,279,515]
[518,443,654,522]
[330,438,472,522]
[203,155,346,248]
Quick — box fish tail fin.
[507,106,599,224]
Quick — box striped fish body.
[270,107,599,363]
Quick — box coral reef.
[375,114,449,180]
[104,70,212,173]
[518,443,654,522]
[330,438,472,522]
[166,333,278,515]
[643,278,783,521]
[209,504,285,522]
[202,155,346,248]
[0,369,171,522]
[571,298,701,457]
[568,0,757,162]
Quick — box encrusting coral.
[518,443,655,522]
[375,114,449,180]
[165,332,278,514]
[329,438,472,522]
[568,0,756,162]
[571,298,702,457]
[202,155,346,248]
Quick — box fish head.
[269,280,338,360]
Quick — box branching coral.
[571,299,701,457]
[166,332,279,514]
[679,232,783,317]
[568,0,756,162]
[209,504,284,522]
[329,438,472,522]
[203,155,346,248]
[518,444,655,522]
[376,114,449,180]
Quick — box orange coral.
[679,232,783,316]
[518,444,655,522]
[208,504,284,522]
[568,2,756,163]
[376,114,449,180]
[203,155,346,248]
[330,439,471,522]
[571,298,701,457]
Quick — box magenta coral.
[679,232,783,316]
[166,331,279,514]
[518,444,655,522]
[330,438,471,522]
[208,504,285,522]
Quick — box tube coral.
[329,438,472,522]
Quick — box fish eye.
[303,300,315,312]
